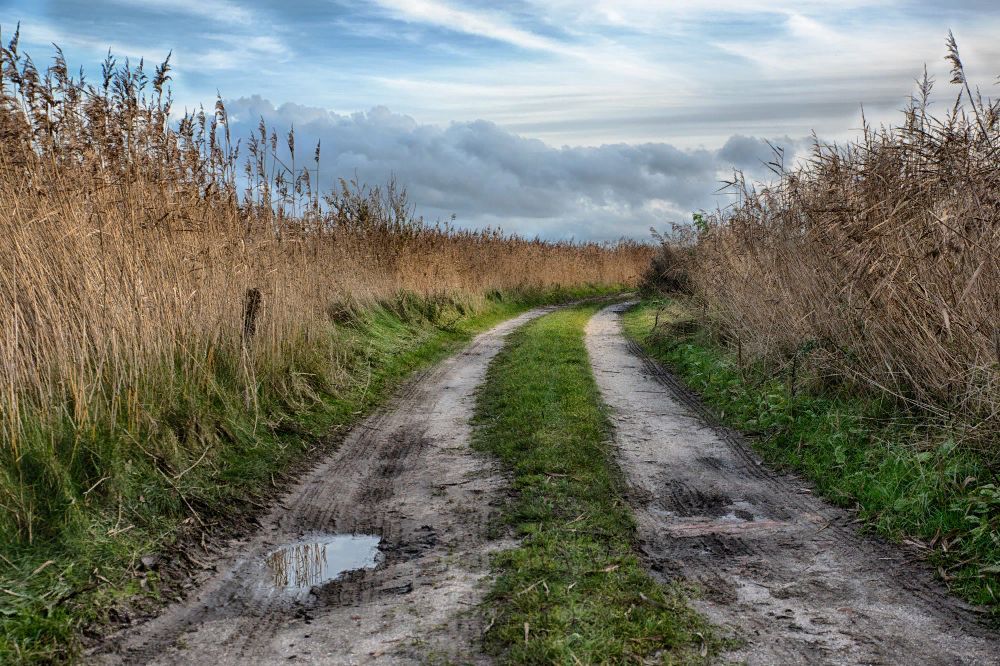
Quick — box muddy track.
[93,307,557,665]
[586,303,998,665]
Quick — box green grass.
[623,299,1000,618]
[0,285,622,664]
[473,305,718,664]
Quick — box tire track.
[93,306,557,665]
[586,302,998,665]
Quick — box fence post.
[243,288,262,343]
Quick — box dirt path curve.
[586,303,998,665]
[95,306,557,665]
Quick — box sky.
[1,1,999,239]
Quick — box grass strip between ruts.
[473,305,718,664]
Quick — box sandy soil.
[92,307,556,665]
[585,302,998,665]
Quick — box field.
[0,41,650,660]
[2,29,998,666]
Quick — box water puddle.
[264,534,382,590]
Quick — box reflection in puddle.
[266,535,381,590]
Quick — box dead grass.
[663,36,999,452]
[0,33,652,545]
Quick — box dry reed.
[672,35,999,448]
[0,33,652,542]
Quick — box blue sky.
[2,1,998,239]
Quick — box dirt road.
[586,302,998,664]
[95,307,556,665]
[96,301,997,664]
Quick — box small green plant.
[691,211,709,235]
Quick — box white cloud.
[105,0,255,25]
[710,11,1000,83]
[370,0,664,78]
[372,0,570,55]
[223,97,802,239]
[516,0,897,35]
[6,0,999,238]
[1,19,161,62]
[191,33,289,71]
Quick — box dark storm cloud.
[225,97,800,239]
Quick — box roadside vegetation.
[473,306,719,664]
[625,302,999,616]
[0,34,650,662]
[638,38,999,618]
[659,36,999,443]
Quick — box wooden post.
[243,288,262,342]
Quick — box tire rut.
[586,302,998,665]
[93,306,557,665]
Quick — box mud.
[94,307,556,665]
[586,303,998,665]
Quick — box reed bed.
[671,36,999,451]
[0,35,651,545]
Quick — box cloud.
[718,134,794,170]
[372,0,569,55]
[191,33,289,71]
[9,0,996,238]
[710,9,999,81]
[104,0,255,25]
[369,0,662,77]
[11,0,998,150]
[0,18,162,63]
[224,97,799,240]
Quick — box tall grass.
[0,32,652,547]
[669,36,999,451]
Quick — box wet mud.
[93,307,556,665]
[586,302,998,665]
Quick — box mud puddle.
[262,534,382,592]
[94,306,557,665]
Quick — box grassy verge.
[623,299,1000,618]
[0,285,620,664]
[473,305,717,664]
